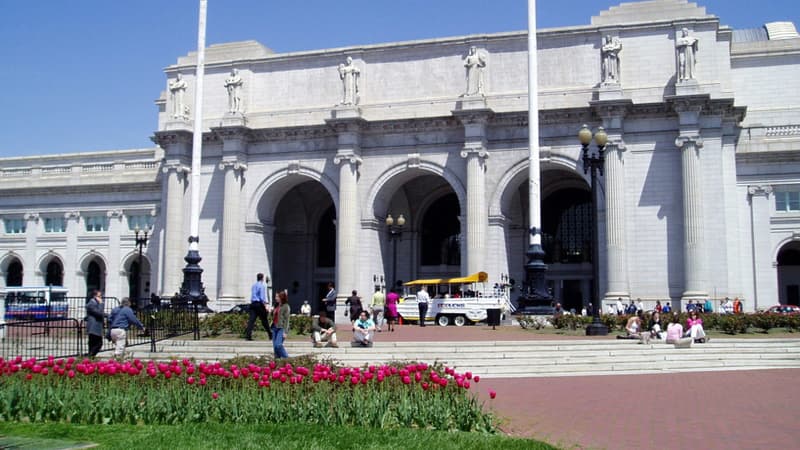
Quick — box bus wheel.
[436,315,450,327]
[453,315,467,327]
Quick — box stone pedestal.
[220,112,246,127]
[676,79,700,96]
[331,106,362,120]
[164,120,192,132]
[456,95,487,110]
[598,83,624,101]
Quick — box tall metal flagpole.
[521,0,551,311]
[180,0,208,309]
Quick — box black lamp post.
[385,213,406,288]
[580,124,609,336]
[134,225,150,310]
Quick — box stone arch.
[0,252,25,288]
[775,238,800,306]
[364,160,466,222]
[37,251,65,286]
[247,165,339,225]
[122,251,153,305]
[78,251,108,294]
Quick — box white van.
[396,272,514,326]
[1,286,69,321]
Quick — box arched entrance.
[1,255,24,287]
[84,258,106,294]
[44,258,64,286]
[375,172,462,287]
[777,241,800,306]
[268,179,336,313]
[126,255,152,308]
[501,168,593,313]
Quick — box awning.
[403,278,444,286]
[447,272,488,284]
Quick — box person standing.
[345,290,363,322]
[370,287,385,332]
[733,297,743,314]
[108,298,145,358]
[272,290,290,358]
[245,273,271,341]
[416,287,430,327]
[615,298,624,316]
[322,282,337,322]
[385,288,399,332]
[85,289,106,357]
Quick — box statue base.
[164,119,192,132]
[456,95,487,110]
[220,112,246,127]
[675,79,700,96]
[598,83,623,101]
[331,105,362,119]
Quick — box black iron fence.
[1,295,201,360]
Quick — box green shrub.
[290,315,312,335]
[717,314,748,334]
[550,315,590,330]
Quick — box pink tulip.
[25,373,33,380]
[187,376,195,385]
[200,378,207,386]
[463,381,470,389]
[67,370,75,378]
[489,390,496,399]
[473,376,480,383]
[422,382,429,390]
[402,376,411,385]
[212,392,219,400]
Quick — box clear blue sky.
[0,0,796,157]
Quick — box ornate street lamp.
[580,124,609,336]
[134,225,151,310]
[385,213,406,288]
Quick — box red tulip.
[187,376,195,385]
[212,392,219,400]
[67,370,75,378]
[25,373,32,380]
[402,376,411,385]
[473,376,480,383]
[489,390,496,399]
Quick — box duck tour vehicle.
[395,272,515,326]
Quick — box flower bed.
[0,355,495,433]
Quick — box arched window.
[6,259,23,286]
[45,260,63,286]
[86,260,103,293]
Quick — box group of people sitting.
[311,292,378,348]
[621,310,709,347]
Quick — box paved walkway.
[473,368,799,449]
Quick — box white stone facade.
[2,1,799,315]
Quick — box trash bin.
[486,308,501,329]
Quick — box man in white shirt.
[417,287,430,327]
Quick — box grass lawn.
[0,422,557,450]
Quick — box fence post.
[193,303,200,340]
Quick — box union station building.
[1,0,799,314]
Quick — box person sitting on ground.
[352,311,376,347]
[300,300,311,317]
[685,310,709,343]
[311,310,338,348]
[619,310,649,343]
[666,313,693,348]
[108,298,146,358]
[648,311,664,340]
[655,300,663,313]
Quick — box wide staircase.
[126,338,800,378]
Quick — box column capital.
[747,185,773,198]
[675,135,704,150]
[24,212,39,222]
[333,152,363,166]
[452,108,493,126]
[218,160,248,173]
[64,211,80,221]
[460,144,489,160]
[161,162,190,175]
[106,209,124,220]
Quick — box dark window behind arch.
[317,206,336,268]
[421,193,461,266]
[6,259,23,286]
[542,188,592,264]
[86,260,102,293]
[45,260,63,286]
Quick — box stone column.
[161,164,187,296]
[217,161,247,307]
[213,125,249,308]
[748,185,775,311]
[327,111,364,299]
[153,130,191,296]
[454,109,492,275]
[676,134,707,301]
[603,138,630,300]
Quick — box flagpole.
[180,0,208,312]
[522,0,551,310]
